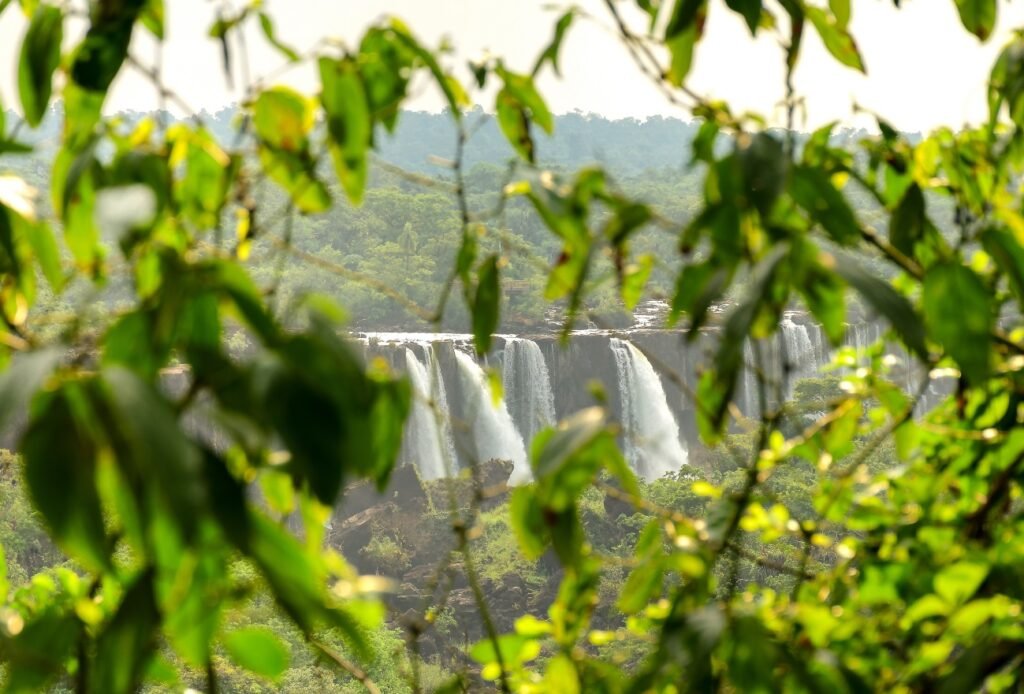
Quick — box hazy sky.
[1,0,1023,132]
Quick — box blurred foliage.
[0,0,1023,692]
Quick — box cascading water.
[403,348,454,480]
[502,338,557,444]
[741,340,759,418]
[781,318,818,396]
[609,338,687,480]
[422,343,457,470]
[454,350,531,484]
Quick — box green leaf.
[533,10,575,76]
[738,132,786,218]
[257,147,331,214]
[671,257,730,330]
[890,183,926,257]
[472,254,500,355]
[22,385,109,571]
[258,12,299,62]
[954,0,996,41]
[982,226,1024,305]
[100,367,206,537]
[18,5,62,126]
[725,0,762,34]
[621,253,654,311]
[390,19,468,117]
[665,0,705,39]
[698,247,787,439]
[92,572,160,694]
[923,262,992,384]
[71,0,145,93]
[805,6,864,71]
[618,557,665,614]
[509,486,548,560]
[666,22,700,87]
[253,87,313,152]
[830,0,851,28]
[790,165,861,245]
[320,57,371,204]
[140,0,164,38]
[495,69,553,163]
[835,255,927,359]
[246,514,368,657]
[223,627,291,682]
[935,562,989,606]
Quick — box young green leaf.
[805,6,864,71]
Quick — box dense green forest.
[3,107,916,333]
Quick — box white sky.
[1,0,1023,133]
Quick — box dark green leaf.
[18,5,62,126]
[699,247,787,439]
[738,132,786,218]
[835,254,927,359]
[92,572,160,694]
[890,183,926,256]
[223,627,291,681]
[790,164,861,245]
[22,385,109,571]
[982,226,1024,305]
[725,0,762,34]
[923,262,992,384]
[100,367,206,538]
[71,0,145,93]
[665,0,705,39]
[472,254,500,355]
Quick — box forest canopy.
[0,0,1023,693]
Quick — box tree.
[0,0,1023,692]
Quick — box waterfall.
[781,318,818,397]
[402,347,455,480]
[502,338,557,444]
[609,338,688,480]
[742,340,759,418]
[422,343,457,472]
[454,350,531,484]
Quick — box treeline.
[2,108,945,333]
